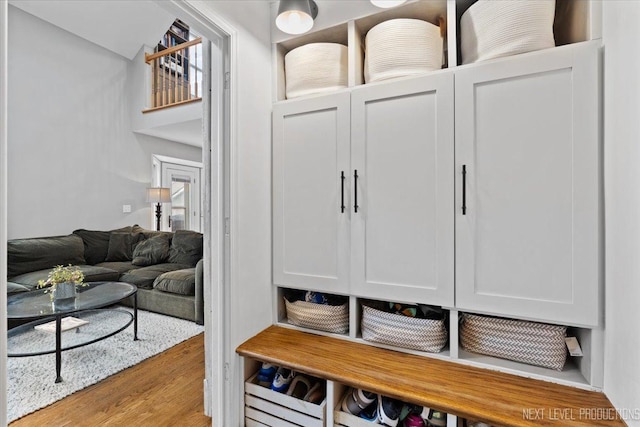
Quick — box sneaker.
[286,375,311,399]
[271,367,295,393]
[377,395,401,427]
[403,414,426,427]
[303,382,325,404]
[425,409,447,427]
[256,363,277,387]
[342,388,376,415]
[305,291,328,304]
[360,401,378,422]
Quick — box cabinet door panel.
[273,93,350,292]
[455,42,600,326]
[351,74,454,306]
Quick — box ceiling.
[9,0,175,60]
[137,119,203,148]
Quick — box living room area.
[4,1,214,424]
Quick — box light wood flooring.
[10,333,212,427]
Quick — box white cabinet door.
[273,93,351,293]
[351,73,455,306]
[455,42,600,327]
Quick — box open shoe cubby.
[243,358,327,427]
[273,0,599,101]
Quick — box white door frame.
[156,2,236,427]
[1,0,8,425]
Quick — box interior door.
[455,41,600,327]
[162,163,202,232]
[272,92,350,293]
[350,73,455,306]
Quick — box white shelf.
[273,0,599,101]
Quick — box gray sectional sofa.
[7,225,204,324]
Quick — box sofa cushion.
[153,268,196,296]
[168,230,203,267]
[72,229,110,265]
[105,232,144,262]
[94,261,141,275]
[119,263,192,290]
[8,235,86,278]
[7,282,30,295]
[10,265,120,288]
[141,229,174,242]
[132,234,170,266]
[73,225,141,265]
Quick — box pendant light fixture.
[371,0,407,8]
[276,0,319,35]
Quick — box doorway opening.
[153,154,203,232]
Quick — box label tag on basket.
[565,337,583,357]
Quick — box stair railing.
[144,37,202,112]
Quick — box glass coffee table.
[7,281,138,383]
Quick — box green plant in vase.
[37,265,86,301]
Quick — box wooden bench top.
[237,325,625,427]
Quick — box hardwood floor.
[10,333,212,427]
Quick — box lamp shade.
[276,0,317,35]
[371,0,407,8]
[146,187,171,203]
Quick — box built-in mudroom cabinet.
[239,1,611,426]
[454,41,600,328]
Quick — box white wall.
[7,6,202,239]
[603,2,640,425]
[188,2,273,426]
[1,0,8,424]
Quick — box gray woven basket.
[285,299,349,334]
[361,305,448,353]
[460,313,568,371]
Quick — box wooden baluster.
[152,58,157,108]
[178,48,183,103]
[161,55,166,106]
[172,52,178,104]
[194,44,198,99]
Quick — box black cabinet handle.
[354,170,359,213]
[462,165,467,215]
[340,171,345,213]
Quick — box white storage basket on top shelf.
[364,18,443,83]
[284,42,348,99]
[460,313,568,371]
[460,0,556,64]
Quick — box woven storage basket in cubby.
[364,18,443,83]
[285,299,349,334]
[460,313,567,370]
[284,43,348,99]
[361,305,447,353]
[460,0,556,64]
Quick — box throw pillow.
[105,232,143,262]
[132,234,171,266]
[168,230,203,267]
[72,229,110,265]
[153,268,196,296]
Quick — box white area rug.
[7,308,204,423]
